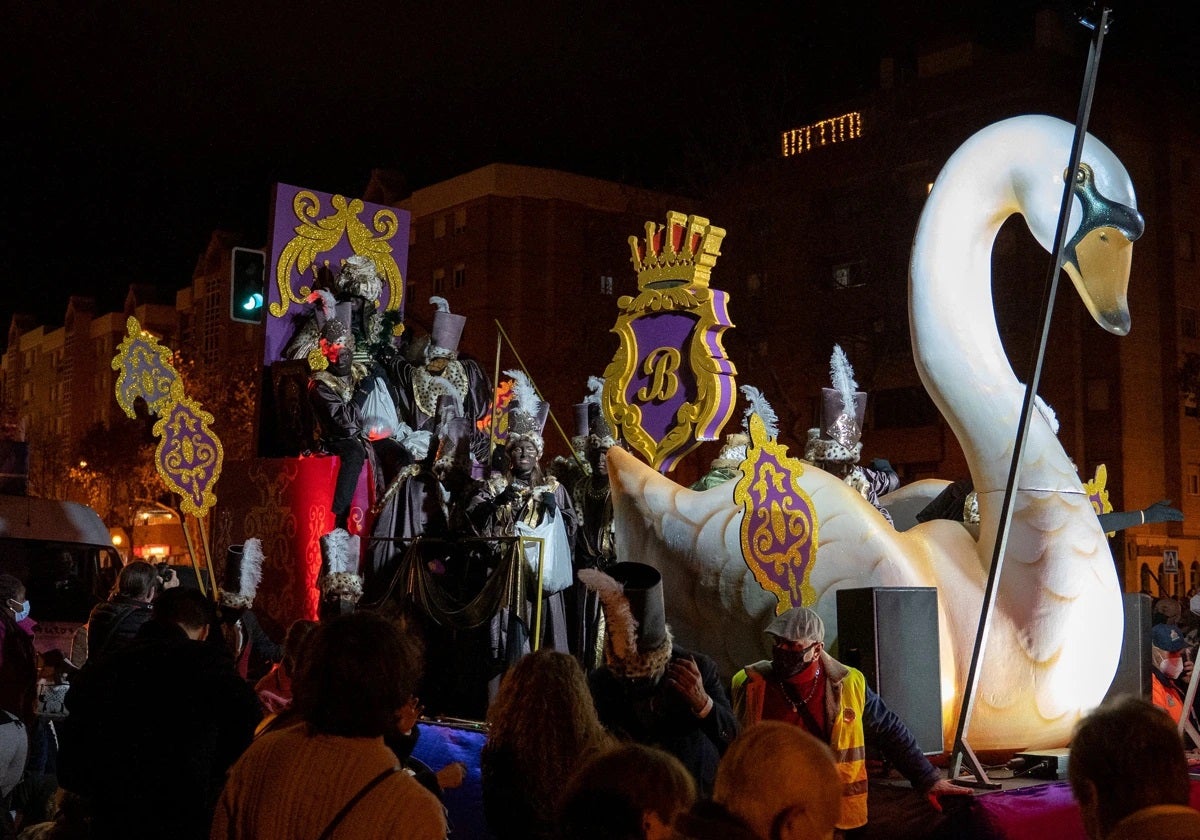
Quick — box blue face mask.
[8,599,29,623]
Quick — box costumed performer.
[467,370,577,671]
[308,318,413,532]
[389,297,492,465]
[803,345,899,524]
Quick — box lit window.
[433,268,445,294]
[453,265,466,289]
[454,208,466,234]
[600,275,613,295]
[434,217,446,239]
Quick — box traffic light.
[230,247,266,324]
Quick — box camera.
[155,563,176,589]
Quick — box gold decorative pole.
[494,319,588,471]
[197,513,219,602]
[488,327,503,469]
[181,511,207,597]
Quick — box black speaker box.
[1104,592,1152,702]
[836,587,943,754]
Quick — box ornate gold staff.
[494,319,588,472]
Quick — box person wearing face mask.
[731,607,969,833]
[0,573,37,731]
[1150,623,1196,727]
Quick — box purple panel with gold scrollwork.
[153,388,225,517]
[112,317,179,418]
[734,414,819,613]
[264,183,412,365]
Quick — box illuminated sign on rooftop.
[781,112,862,157]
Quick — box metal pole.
[950,7,1111,786]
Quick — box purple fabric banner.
[264,183,411,365]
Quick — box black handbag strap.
[316,766,402,840]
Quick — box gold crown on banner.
[628,211,726,291]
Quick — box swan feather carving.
[608,115,1143,750]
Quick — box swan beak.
[1062,163,1143,337]
[1063,225,1135,336]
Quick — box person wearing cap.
[1150,622,1195,727]
[732,607,969,832]
[579,562,737,796]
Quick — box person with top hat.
[389,296,492,464]
[579,562,737,796]
[469,370,578,666]
[689,385,775,492]
[804,346,899,525]
[1150,622,1196,728]
[731,606,969,833]
[316,529,365,621]
[546,382,592,499]
[572,377,620,669]
[217,539,282,680]
[308,317,414,533]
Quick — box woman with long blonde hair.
[482,650,613,840]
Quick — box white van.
[0,495,121,655]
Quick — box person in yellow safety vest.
[731,607,970,832]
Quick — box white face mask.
[1161,656,1184,680]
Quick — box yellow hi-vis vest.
[732,658,869,830]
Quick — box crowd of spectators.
[3,555,1200,839]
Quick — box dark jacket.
[85,594,153,663]
[59,620,262,840]
[671,800,761,840]
[0,614,36,726]
[589,646,737,796]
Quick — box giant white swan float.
[607,115,1144,750]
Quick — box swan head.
[1012,118,1143,336]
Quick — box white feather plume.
[585,375,605,406]
[430,296,450,313]
[307,288,338,323]
[740,385,779,440]
[240,538,264,597]
[830,344,859,417]
[504,369,539,415]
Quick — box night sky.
[4,1,1194,347]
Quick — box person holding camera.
[83,561,167,666]
[578,562,737,796]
